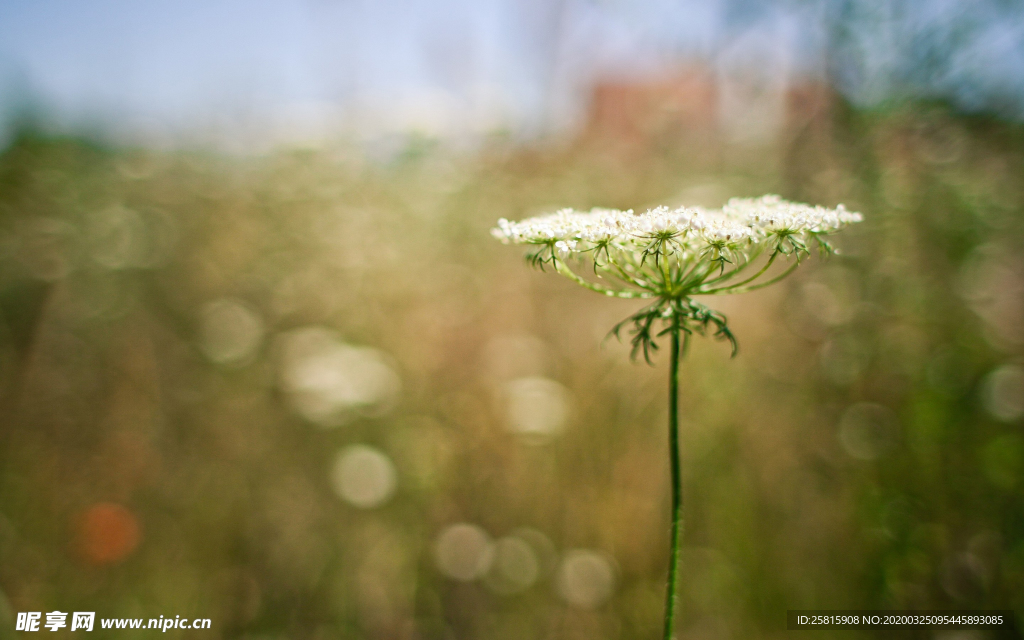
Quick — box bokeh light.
[278,327,401,427]
[484,536,540,595]
[75,503,141,566]
[200,298,265,366]
[501,376,571,440]
[434,524,494,582]
[556,550,616,609]
[88,206,151,270]
[330,445,398,509]
[980,364,1024,422]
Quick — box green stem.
[698,243,766,288]
[700,256,800,295]
[604,261,657,293]
[697,249,775,292]
[663,319,684,640]
[554,259,652,299]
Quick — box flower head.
[493,195,862,360]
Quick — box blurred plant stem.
[663,319,684,640]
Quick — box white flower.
[554,240,577,257]
[492,195,862,300]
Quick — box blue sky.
[1,0,1022,146]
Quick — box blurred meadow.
[2,2,1024,640]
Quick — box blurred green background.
[2,100,1023,639]
[2,2,1024,639]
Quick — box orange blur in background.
[75,503,141,566]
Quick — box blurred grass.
[0,100,1023,640]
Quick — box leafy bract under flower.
[492,195,862,300]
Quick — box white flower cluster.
[492,195,861,253]
[492,195,862,298]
